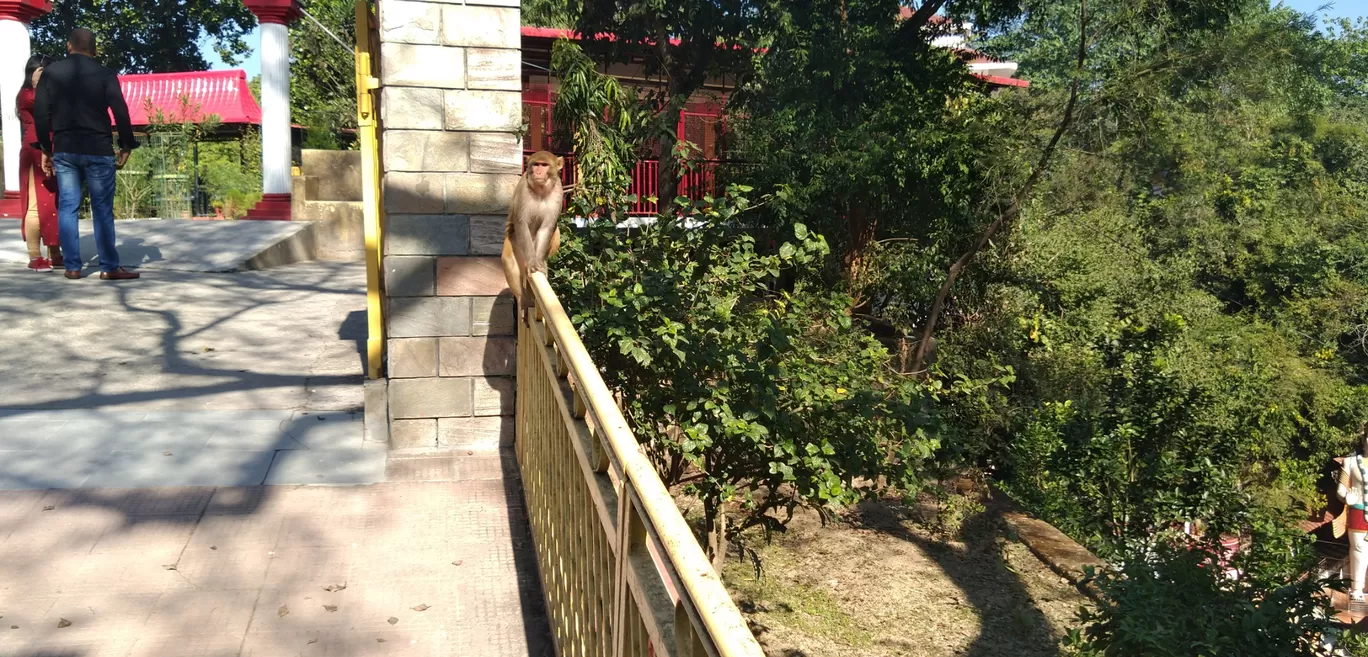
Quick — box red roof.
[519,25,1028,88]
[116,70,262,126]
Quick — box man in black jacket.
[34,27,140,280]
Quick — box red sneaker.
[27,257,52,273]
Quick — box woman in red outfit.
[17,54,59,272]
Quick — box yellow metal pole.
[356,0,385,380]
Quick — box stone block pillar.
[0,0,50,219]
[377,0,522,449]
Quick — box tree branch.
[909,0,1089,376]
[905,0,949,32]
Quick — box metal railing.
[517,271,764,657]
[523,151,726,216]
[355,0,385,380]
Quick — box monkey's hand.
[526,258,547,274]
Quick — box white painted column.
[259,21,291,195]
[0,18,29,195]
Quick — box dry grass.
[722,498,1090,657]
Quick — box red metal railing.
[524,151,722,216]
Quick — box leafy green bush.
[197,129,262,218]
[1067,542,1333,657]
[550,191,981,543]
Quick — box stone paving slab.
[0,262,379,488]
[0,410,383,490]
[0,219,308,273]
[0,262,366,413]
[0,480,553,657]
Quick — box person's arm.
[1343,457,1358,503]
[105,69,137,154]
[33,77,52,154]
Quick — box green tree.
[31,0,254,73]
[573,0,755,204]
[523,0,576,28]
[549,38,652,216]
[292,0,360,148]
[547,39,983,561]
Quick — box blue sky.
[201,29,262,78]
[201,0,1368,79]
[1286,0,1368,20]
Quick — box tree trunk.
[656,102,682,209]
[908,0,1088,376]
[843,202,877,286]
[707,505,728,574]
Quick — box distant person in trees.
[1337,436,1368,601]
[33,27,140,280]
[16,54,60,272]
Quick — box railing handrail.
[527,271,764,656]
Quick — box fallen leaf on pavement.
[452,560,463,566]
[307,637,318,645]
[324,583,347,592]
[387,616,398,625]
[411,604,430,612]
[377,638,387,643]
[163,452,172,456]
[278,606,289,617]
[42,506,54,511]
[162,564,177,571]
[323,605,337,612]
[56,619,71,628]
[210,546,217,550]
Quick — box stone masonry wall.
[377,0,520,449]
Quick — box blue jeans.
[54,153,119,273]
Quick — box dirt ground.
[721,499,1090,657]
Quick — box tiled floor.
[0,478,553,656]
[0,263,383,489]
[0,261,554,655]
[0,410,385,490]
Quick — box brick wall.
[377,0,520,449]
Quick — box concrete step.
[0,218,316,272]
[385,448,517,483]
[299,149,363,202]
[293,200,364,262]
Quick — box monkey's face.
[524,152,564,192]
[530,161,553,183]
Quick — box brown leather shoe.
[64,269,82,280]
[99,268,140,281]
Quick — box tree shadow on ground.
[849,499,1068,657]
[0,261,365,414]
[0,259,553,655]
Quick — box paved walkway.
[0,261,378,487]
[0,480,549,656]
[0,259,553,656]
[0,219,308,273]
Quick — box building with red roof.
[117,69,261,129]
[519,19,1028,214]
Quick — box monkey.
[502,150,565,312]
